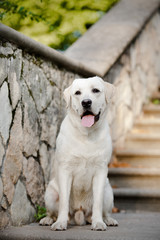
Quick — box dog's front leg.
[51,168,72,231]
[91,169,107,231]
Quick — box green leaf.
[18,6,25,13]
[0,12,5,20]
[34,205,47,222]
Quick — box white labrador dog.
[40,76,118,231]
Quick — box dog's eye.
[92,88,100,93]
[75,90,81,95]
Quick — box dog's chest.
[71,166,92,194]
[72,166,93,192]
[68,153,106,192]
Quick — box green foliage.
[152,99,160,105]
[34,205,46,221]
[0,0,119,50]
[0,0,45,22]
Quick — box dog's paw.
[104,217,118,226]
[39,216,54,226]
[51,221,67,231]
[91,221,107,231]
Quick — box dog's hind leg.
[103,178,118,226]
[39,179,59,226]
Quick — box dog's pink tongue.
[81,115,95,127]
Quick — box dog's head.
[64,76,115,128]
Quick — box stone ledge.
[114,188,160,198]
[115,148,160,157]
[109,167,160,176]
[65,0,160,77]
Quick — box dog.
[40,76,118,231]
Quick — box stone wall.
[0,40,80,228]
[0,9,160,230]
[106,12,160,146]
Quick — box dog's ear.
[104,82,115,103]
[63,85,72,108]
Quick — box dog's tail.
[74,206,86,226]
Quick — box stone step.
[127,133,160,140]
[114,188,160,198]
[132,117,160,133]
[115,148,160,167]
[151,91,160,100]
[108,167,160,190]
[116,155,160,168]
[124,133,160,149]
[136,118,160,125]
[144,103,160,111]
[115,148,160,157]
[113,188,160,212]
[143,104,160,117]
[111,99,160,212]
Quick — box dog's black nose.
[82,99,92,109]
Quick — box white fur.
[40,76,118,231]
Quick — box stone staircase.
[109,92,160,212]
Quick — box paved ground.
[0,211,160,240]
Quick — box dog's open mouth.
[81,111,100,128]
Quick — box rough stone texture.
[23,157,45,206]
[0,45,13,56]
[39,143,50,186]
[0,177,3,203]
[0,136,5,167]
[9,72,21,110]
[25,65,53,113]
[0,44,13,87]
[40,91,60,147]
[0,58,8,86]
[21,61,40,157]
[23,104,39,157]
[8,50,22,110]
[0,211,9,230]
[10,180,35,226]
[2,106,23,204]
[0,82,12,144]
[1,196,8,210]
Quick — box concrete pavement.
[0,211,160,240]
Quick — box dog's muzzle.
[80,99,100,128]
[81,110,101,128]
